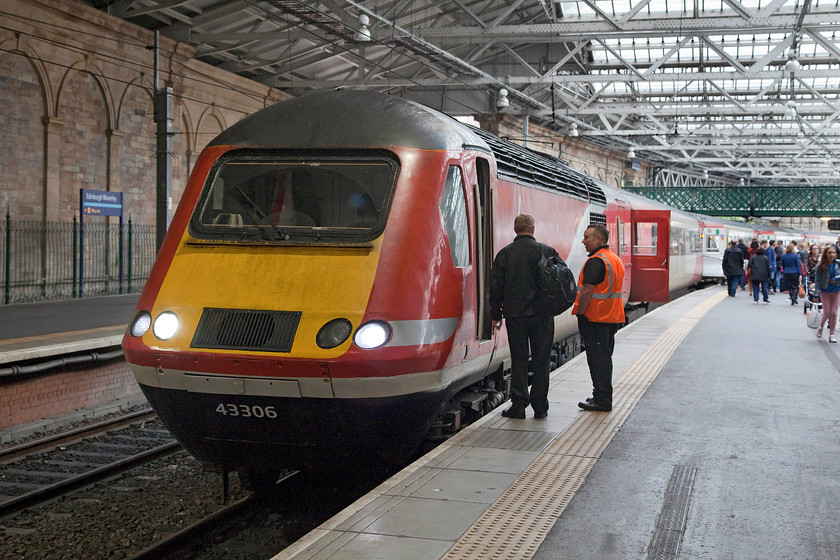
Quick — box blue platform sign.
[81,189,123,217]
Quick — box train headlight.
[152,312,179,340]
[129,311,152,337]
[316,318,353,349]
[354,321,392,349]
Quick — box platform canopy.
[82,0,840,185]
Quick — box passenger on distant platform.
[722,240,745,297]
[797,242,809,266]
[781,243,803,306]
[748,248,772,304]
[815,245,840,343]
[737,239,750,290]
[805,244,821,282]
[745,240,759,291]
[762,240,777,293]
[772,240,784,292]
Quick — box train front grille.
[191,308,301,352]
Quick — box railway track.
[0,409,181,520]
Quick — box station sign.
[81,189,123,217]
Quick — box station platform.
[273,286,840,560]
[0,294,139,365]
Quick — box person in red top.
[573,223,625,412]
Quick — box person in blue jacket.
[780,243,802,305]
[762,240,777,293]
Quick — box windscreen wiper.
[234,186,290,240]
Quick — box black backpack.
[535,246,578,316]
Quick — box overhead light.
[784,99,797,118]
[785,58,802,74]
[354,13,371,42]
[703,170,709,180]
[569,123,579,137]
[739,178,745,186]
[627,147,636,159]
[497,88,509,108]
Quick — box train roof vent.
[192,308,301,353]
[470,128,606,206]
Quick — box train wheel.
[237,467,282,493]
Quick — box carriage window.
[439,165,470,267]
[633,222,658,255]
[189,151,398,243]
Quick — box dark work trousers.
[577,315,619,406]
[506,315,554,413]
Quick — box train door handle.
[662,259,667,267]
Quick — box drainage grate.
[191,308,301,352]
[647,465,698,560]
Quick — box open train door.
[629,209,670,302]
[612,199,632,303]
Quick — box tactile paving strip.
[442,291,727,560]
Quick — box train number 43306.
[215,403,278,418]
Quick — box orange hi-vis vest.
[572,247,625,323]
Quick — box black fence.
[1,213,157,304]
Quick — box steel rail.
[0,408,155,464]
[0,440,182,520]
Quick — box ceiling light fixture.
[627,147,636,159]
[354,14,371,42]
[497,88,509,108]
[569,123,578,137]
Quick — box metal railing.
[1,212,157,305]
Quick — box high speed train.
[121,90,831,486]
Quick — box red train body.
[122,91,713,482]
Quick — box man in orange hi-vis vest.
[572,223,625,412]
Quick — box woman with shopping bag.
[814,245,840,342]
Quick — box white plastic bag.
[807,305,822,329]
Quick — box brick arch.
[117,81,156,225]
[56,58,115,127]
[0,34,53,117]
[0,42,48,220]
[196,105,226,153]
[115,75,153,130]
[56,65,109,219]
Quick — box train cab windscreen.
[189,151,398,243]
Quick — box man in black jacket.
[722,240,745,297]
[489,214,559,419]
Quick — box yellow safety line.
[443,290,727,560]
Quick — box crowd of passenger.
[722,234,840,342]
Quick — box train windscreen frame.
[189,149,399,244]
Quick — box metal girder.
[78,0,840,186]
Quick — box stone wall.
[0,0,288,225]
